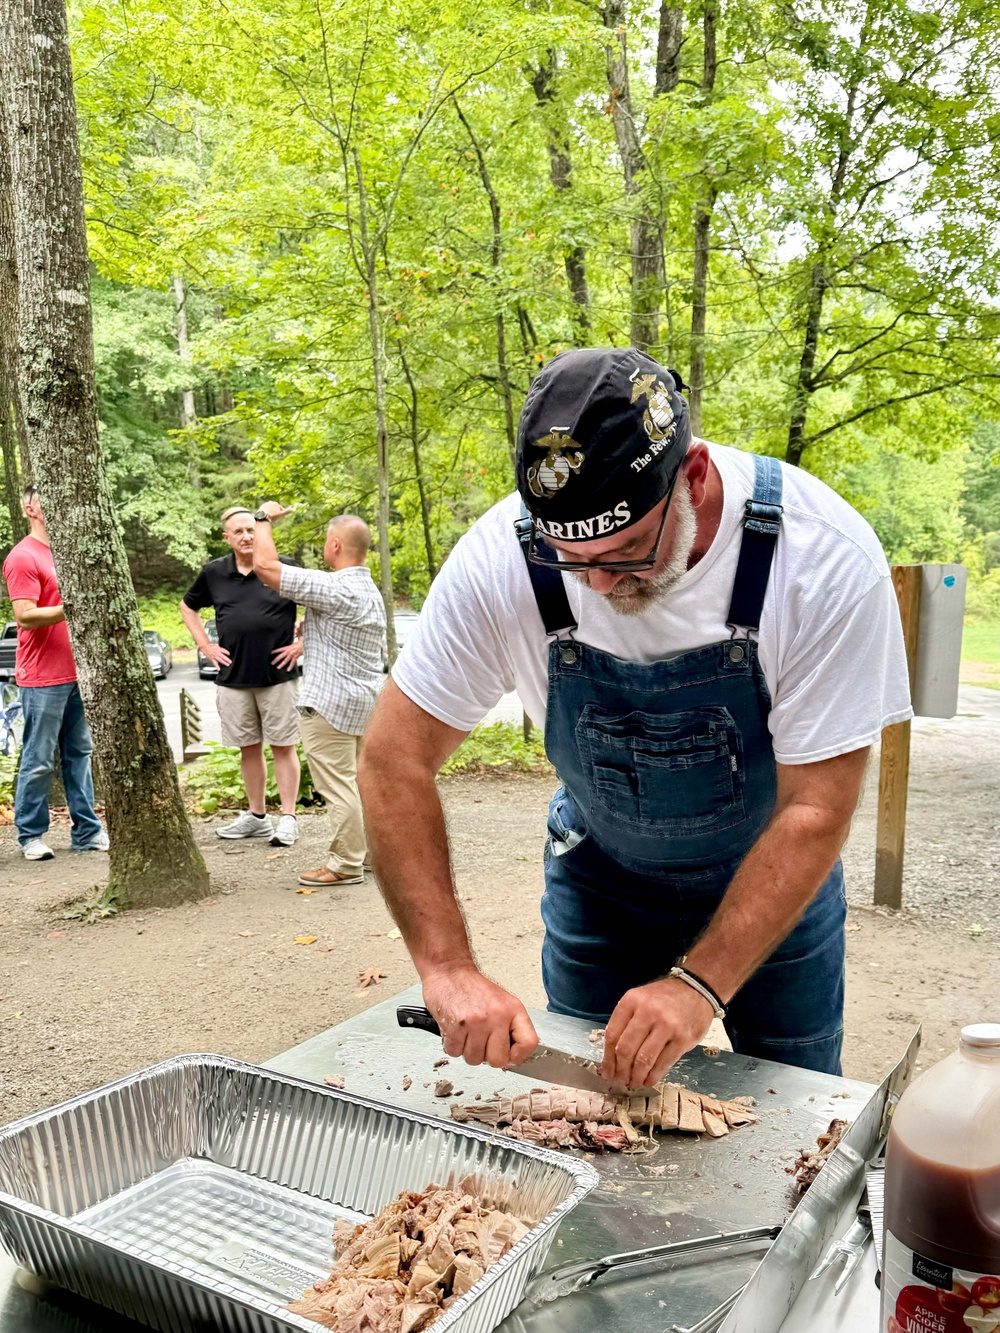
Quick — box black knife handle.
[396,1005,442,1037]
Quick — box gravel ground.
[0,685,995,1119]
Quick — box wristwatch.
[253,509,271,522]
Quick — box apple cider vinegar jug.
[881,1024,1000,1333]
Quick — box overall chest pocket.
[576,705,746,834]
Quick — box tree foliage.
[53,0,999,620]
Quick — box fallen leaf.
[324,1075,345,1089]
[357,968,386,988]
[296,888,317,895]
[46,931,66,939]
[295,935,318,946]
[387,926,402,940]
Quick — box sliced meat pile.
[288,1183,529,1332]
[450,1085,758,1149]
[789,1118,849,1190]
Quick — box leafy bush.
[135,590,207,647]
[439,722,551,777]
[181,743,318,813]
[0,750,17,810]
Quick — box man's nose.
[587,567,625,595]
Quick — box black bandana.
[515,347,691,542]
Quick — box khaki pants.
[298,709,366,875]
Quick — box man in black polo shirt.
[180,506,303,846]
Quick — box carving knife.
[396,1004,660,1096]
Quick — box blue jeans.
[16,684,102,849]
[541,788,846,1075]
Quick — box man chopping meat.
[358,348,912,1089]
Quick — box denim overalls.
[518,455,845,1074]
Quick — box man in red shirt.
[1,486,107,860]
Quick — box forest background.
[2,0,997,658]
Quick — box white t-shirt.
[393,444,913,765]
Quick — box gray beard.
[595,480,698,617]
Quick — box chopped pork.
[449,1083,758,1149]
[789,1118,849,1190]
[288,1185,529,1331]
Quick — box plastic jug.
[881,1023,1000,1333]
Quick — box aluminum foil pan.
[0,1054,598,1333]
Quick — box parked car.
[382,610,420,672]
[144,630,173,679]
[197,619,220,678]
[0,622,17,682]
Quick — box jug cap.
[961,1023,1000,1052]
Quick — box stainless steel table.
[0,985,878,1332]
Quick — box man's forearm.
[251,521,283,590]
[684,804,850,1003]
[179,603,210,648]
[16,604,65,628]
[361,752,475,977]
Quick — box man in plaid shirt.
[253,502,387,886]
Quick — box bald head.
[325,514,371,568]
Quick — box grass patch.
[961,621,999,689]
[962,622,999,664]
[439,722,552,777]
[181,742,317,814]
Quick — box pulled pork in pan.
[288,1184,529,1332]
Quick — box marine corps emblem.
[526,430,585,498]
[630,372,676,444]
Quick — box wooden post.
[874,565,922,907]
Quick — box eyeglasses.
[526,494,673,574]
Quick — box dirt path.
[0,686,996,1118]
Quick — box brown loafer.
[297,866,365,887]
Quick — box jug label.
[882,1231,1000,1333]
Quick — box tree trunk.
[785,260,826,467]
[0,87,30,503]
[455,99,517,469]
[530,54,592,342]
[353,149,397,659]
[0,370,26,542]
[398,344,436,582]
[172,275,197,430]
[688,0,718,436]
[654,2,684,95]
[172,273,200,490]
[784,20,867,467]
[1,0,209,908]
[603,0,663,351]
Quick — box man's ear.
[683,442,710,507]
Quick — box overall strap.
[726,454,784,635]
[514,506,578,638]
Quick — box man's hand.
[200,642,232,668]
[422,963,539,1069]
[600,977,715,1089]
[259,500,294,522]
[272,640,303,671]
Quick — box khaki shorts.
[216,681,300,748]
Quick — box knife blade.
[395,1005,659,1096]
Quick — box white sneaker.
[22,838,54,861]
[75,829,110,852]
[216,811,274,840]
[270,815,299,847]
